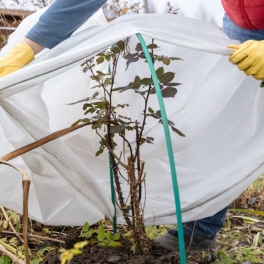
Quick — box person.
[156,0,264,252]
[0,0,107,77]
[0,0,263,253]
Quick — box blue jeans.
[181,206,229,239]
[26,0,107,49]
[222,13,264,42]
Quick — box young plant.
[97,225,121,247]
[79,222,94,239]
[79,222,121,248]
[71,38,183,253]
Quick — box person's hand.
[228,40,264,80]
[0,42,34,78]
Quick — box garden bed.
[42,228,180,264]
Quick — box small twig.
[49,231,67,236]
[88,62,110,97]
[107,143,128,169]
[1,122,93,162]
[118,133,133,160]
[0,244,24,264]
[186,221,197,252]
[0,231,65,244]
[116,167,129,183]
[0,206,24,244]
[142,173,147,213]
[0,160,31,264]
[135,162,145,186]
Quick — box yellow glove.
[228,40,264,80]
[0,42,34,78]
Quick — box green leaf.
[79,232,88,238]
[146,227,158,240]
[105,55,111,61]
[98,242,107,247]
[130,244,136,252]
[253,232,262,247]
[83,67,89,73]
[110,125,125,134]
[92,91,99,98]
[111,47,120,54]
[170,126,185,137]
[228,209,264,217]
[88,229,94,236]
[147,44,158,49]
[104,78,112,86]
[140,78,152,86]
[156,110,161,118]
[116,41,125,51]
[96,57,104,65]
[124,231,131,237]
[227,219,232,229]
[125,126,134,131]
[148,107,154,114]
[146,136,154,144]
[42,228,51,235]
[135,90,148,96]
[97,226,105,242]
[82,222,89,232]
[170,57,182,61]
[0,255,11,264]
[217,251,234,264]
[135,43,143,52]
[163,82,181,87]
[140,138,146,145]
[96,148,104,157]
[84,108,96,115]
[93,101,105,108]
[124,53,138,60]
[126,57,139,71]
[149,88,156,94]
[112,86,131,92]
[83,103,92,110]
[106,231,112,242]
[156,67,164,80]
[30,260,40,264]
[116,104,129,109]
[159,72,175,84]
[162,58,171,66]
[0,241,16,254]
[112,233,120,241]
[133,76,141,89]
[138,52,146,59]
[108,240,117,247]
[161,87,177,98]
[2,220,8,229]
[74,241,88,250]
[96,70,105,76]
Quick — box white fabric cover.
[0,4,262,226]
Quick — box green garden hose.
[108,62,117,234]
[108,154,117,234]
[137,33,186,264]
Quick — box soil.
[41,229,180,264]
